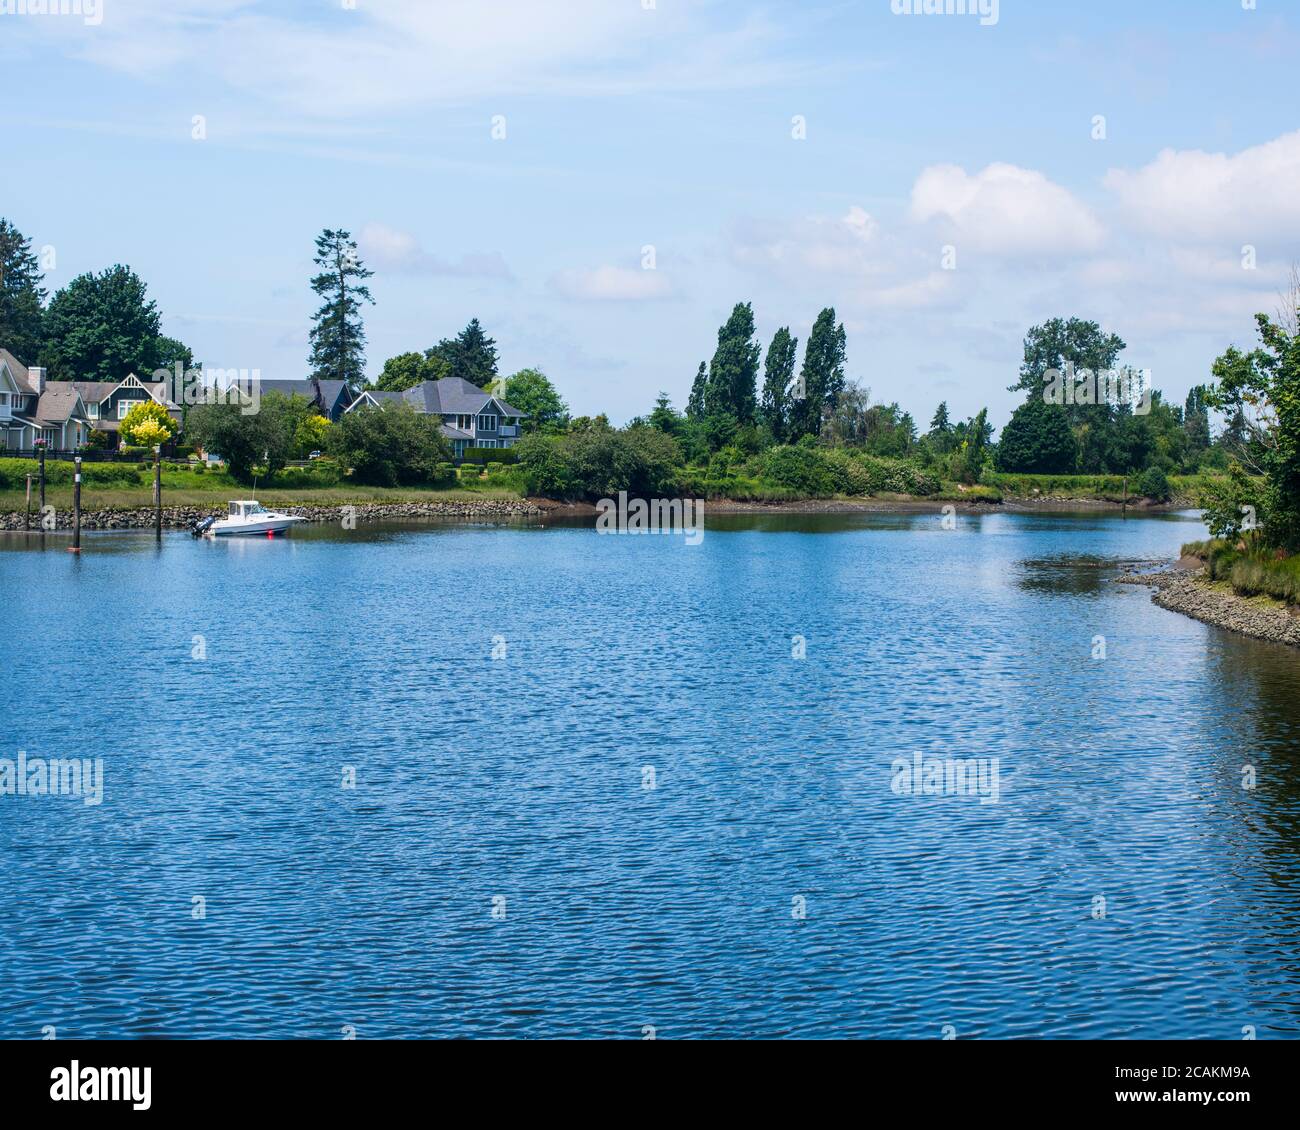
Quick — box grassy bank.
[0,456,1218,512]
[0,456,524,512]
[1182,539,1300,605]
[984,472,1207,503]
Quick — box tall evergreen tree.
[40,265,163,381]
[0,218,45,365]
[1184,385,1211,454]
[428,318,499,388]
[686,362,707,419]
[787,307,846,441]
[705,302,761,422]
[309,229,374,388]
[927,401,954,453]
[759,327,797,442]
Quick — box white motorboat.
[194,500,308,537]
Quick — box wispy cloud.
[358,223,513,280]
[548,266,675,302]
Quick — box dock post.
[38,444,46,510]
[25,473,31,530]
[154,445,162,539]
[71,455,82,554]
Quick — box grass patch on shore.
[1182,538,1300,605]
[0,483,524,511]
[985,472,1209,502]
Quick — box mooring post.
[25,472,32,530]
[154,444,162,539]
[38,444,46,511]
[71,455,82,554]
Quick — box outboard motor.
[191,515,217,537]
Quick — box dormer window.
[88,402,99,418]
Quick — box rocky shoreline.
[1118,567,1300,650]
[0,498,544,531]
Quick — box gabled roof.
[34,383,89,425]
[391,377,523,417]
[258,378,354,412]
[0,347,38,394]
[72,376,180,411]
[348,389,405,411]
[71,381,119,404]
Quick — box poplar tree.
[705,302,760,422]
[788,307,846,441]
[686,362,707,419]
[759,327,797,442]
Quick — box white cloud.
[35,0,795,121]
[548,266,674,302]
[357,223,512,279]
[1104,130,1300,244]
[730,207,886,276]
[910,162,1104,257]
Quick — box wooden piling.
[154,445,162,538]
[70,455,82,554]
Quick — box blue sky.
[4,0,1299,429]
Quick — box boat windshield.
[230,502,268,516]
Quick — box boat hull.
[209,517,307,536]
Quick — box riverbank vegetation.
[1182,539,1300,605]
[0,213,1283,512]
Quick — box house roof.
[72,376,180,411]
[396,377,524,417]
[439,424,474,442]
[354,390,405,407]
[258,378,354,411]
[34,383,89,425]
[0,347,39,394]
[71,381,119,404]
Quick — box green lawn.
[0,482,524,511]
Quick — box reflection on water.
[1,508,1298,1039]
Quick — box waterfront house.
[347,378,525,461]
[0,349,93,451]
[256,378,357,421]
[71,374,183,449]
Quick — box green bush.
[1137,466,1172,502]
[264,463,343,489]
[325,402,452,487]
[514,426,680,501]
[0,458,144,489]
[758,446,839,496]
[462,447,518,465]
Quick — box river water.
[1,509,1297,1038]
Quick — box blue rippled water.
[2,509,1299,1039]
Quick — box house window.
[457,414,472,430]
[88,402,99,418]
[478,414,498,432]
[118,399,134,419]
